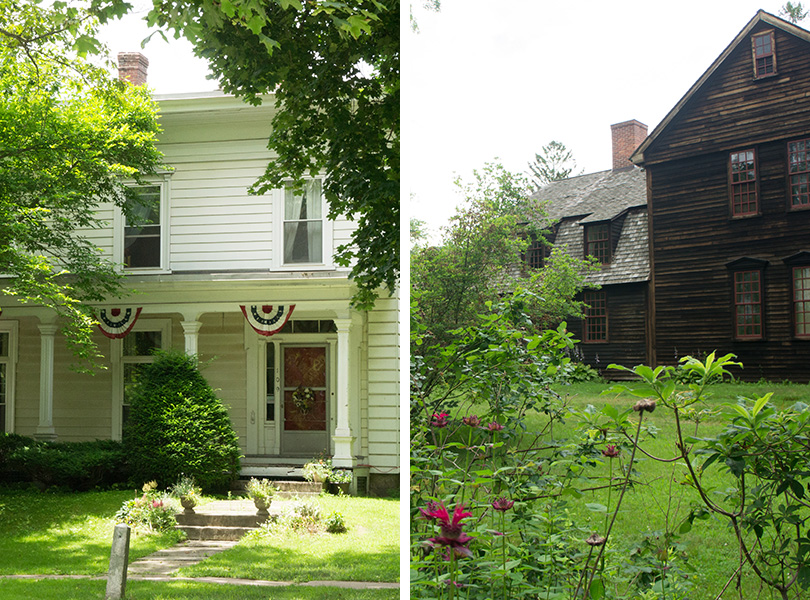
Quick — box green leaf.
[585,503,607,513]
[589,578,605,600]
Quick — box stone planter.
[329,482,351,495]
[253,497,271,517]
[180,496,197,514]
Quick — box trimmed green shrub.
[0,434,128,490]
[123,350,241,491]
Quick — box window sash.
[584,291,607,342]
[124,185,162,269]
[734,271,763,339]
[730,150,758,216]
[794,267,810,338]
[525,238,544,269]
[283,180,324,264]
[586,224,610,264]
[789,139,810,208]
[752,31,776,78]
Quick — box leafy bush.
[0,434,128,490]
[115,481,177,533]
[123,350,241,491]
[325,510,347,533]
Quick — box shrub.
[115,481,178,533]
[123,350,241,491]
[325,511,347,533]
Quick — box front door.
[280,345,329,457]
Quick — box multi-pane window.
[734,271,763,339]
[525,237,544,269]
[266,343,276,422]
[789,139,810,208]
[730,150,758,216]
[583,291,607,342]
[794,266,810,338]
[284,180,323,264]
[585,223,610,264]
[122,330,162,427]
[752,31,776,78]
[124,185,162,268]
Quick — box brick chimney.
[117,52,149,86]
[611,119,647,171]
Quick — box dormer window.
[524,236,544,269]
[752,31,776,79]
[585,223,610,264]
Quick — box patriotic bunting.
[97,307,143,339]
[240,304,295,336]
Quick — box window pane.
[124,331,162,356]
[125,185,161,268]
[283,221,323,263]
[266,343,275,422]
[0,333,8,358]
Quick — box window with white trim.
[116,176,170,273]
[283,180,324,264]
[0,322,18,433]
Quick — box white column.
[36,323,58,440]
[332,318,355,468]
[181,320,203,356]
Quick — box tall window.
[585,223,610,264]
[789,139,810,209]
[524,237,544,270]
[734,271,763,339]
[794,266,810,338]
[266,343,276,422]
[583,290,607,342]
[752,31,776,78]
[0,323,17,434]
[124,185,162,268]
[284,180,323,264]
[121,330,163,428]
[730,150,758,216]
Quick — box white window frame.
[274,178,333,270]
[113,173,172,274]
[0,321,19,433]
[110,318,171,440]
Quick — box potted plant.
[328,469,353,495]
[302,458,333,484]
[170,474,201,514]
[246,477,276,516]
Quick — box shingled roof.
[532,166,650,284]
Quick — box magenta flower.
[491,497,515,512]
[424,502,474,558]
[462,414,481,427]
[431,412,450,428]
[602,444,620,458]
[418,500,443,520]
[487,421,504,432]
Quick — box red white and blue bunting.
[97,307,143,339]
[240,304,295,336]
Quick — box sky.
[404,0,793,240]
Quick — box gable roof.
[631,10,810,166]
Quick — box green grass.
[0,489,182,575]
[177,496,400,582]
[0,579,398,600]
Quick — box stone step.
[176,512,267,528]
[177,524,257,541]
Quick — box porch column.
[181,320,203,356]
[36,323,58,440]
[332,318,356,468]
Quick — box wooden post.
[105,523,131,600]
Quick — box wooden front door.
[280,345,329,457]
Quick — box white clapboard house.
[0,53,400,494]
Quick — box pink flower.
[462,415,481,427]
[602,444,620,458]
[491,497,514,512]
[431,412,450,428]
[487,421,504,432]
[423,502,474,558]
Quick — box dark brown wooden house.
[532,121,650,374]
[630,10,810,381]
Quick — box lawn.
[0,488,400,600]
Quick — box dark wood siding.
[645,22,810,166]
[569,282,648,378]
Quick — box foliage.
[303,457,333,482]
[412,161,595,361]
[329,469,353,484]
[115,480,178,533]
[245,477,276,502]
[780,1,808,22]
[123,350,241,491]
[146,0,399,310]
[325,510,348,533]
[170,474,202,501]
[0,434,128,490]
[0,0,163,369]
[527,140,581,190]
